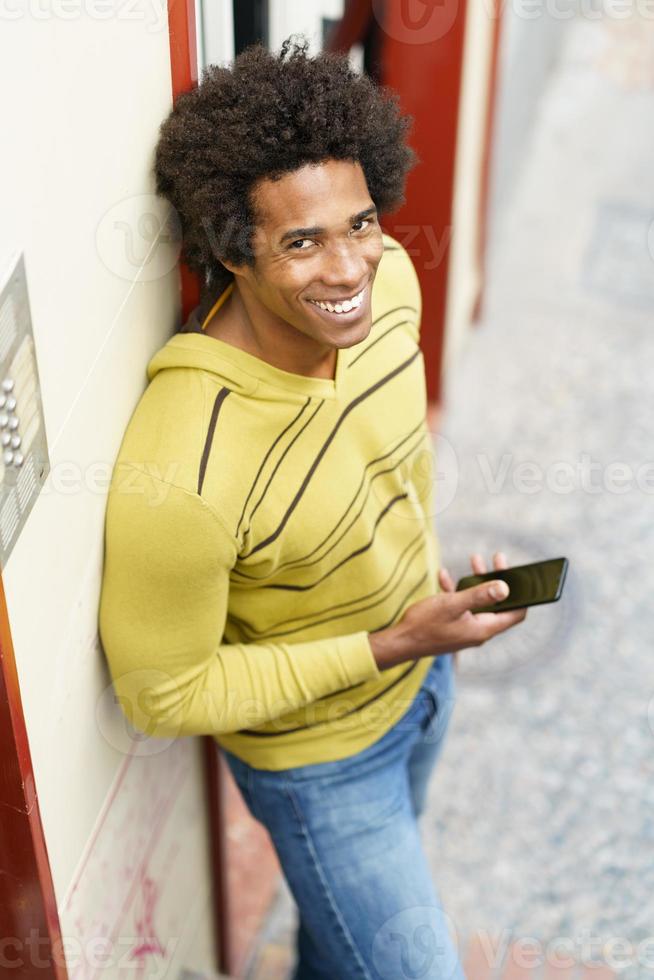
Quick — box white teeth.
[310,288,364,314]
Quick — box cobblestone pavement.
[244,20,654,980]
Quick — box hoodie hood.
[147,279,265,397]
[145,232,411,403]
[146,333,261,396]
[146,279,350,402]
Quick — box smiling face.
[224,159,385,360]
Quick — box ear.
[224,257,261,291]
[219,257,239,276]
[220,248,258,280]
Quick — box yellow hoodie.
[98,233,440,770]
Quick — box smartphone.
[455,557,569,613]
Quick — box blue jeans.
[222,653,464,980]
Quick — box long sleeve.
[98,463,381,739]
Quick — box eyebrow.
[278,205,378,245]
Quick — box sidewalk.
[244,18,654,979]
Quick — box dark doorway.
[233,0,269,53]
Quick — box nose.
[320,242,369,294]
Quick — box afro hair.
[154,34,417,294]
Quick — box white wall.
[443,1,567,390]
[489,5,568,238]
[0,7,218,977]
[269,0,344,53]
[197,0,234,70]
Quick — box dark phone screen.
[456,558,568,611]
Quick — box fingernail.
[490,582,509,600]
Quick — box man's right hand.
[368,553,528,670]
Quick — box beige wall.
[0,7,218,976]
[442,0,497,390]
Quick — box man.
[99,36,526,980]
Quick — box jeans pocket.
[419,687,439,732]
[420,656,457,736]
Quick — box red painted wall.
[379,2,468,405]
[329,0,469,405]
[0,577,68,979]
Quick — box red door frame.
[328,0,467,407]
[0,574,68,978]
[167,0,201,323]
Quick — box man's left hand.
[438,551,511,672]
